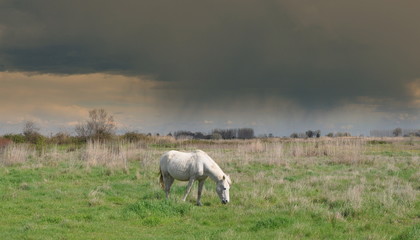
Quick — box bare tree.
[75,109,116,141]
[23,120,40,137]
[23,120,43,144]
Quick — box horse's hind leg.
[182,178,195,201]
[164,175,174,199]
[196,179,205,206]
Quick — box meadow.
[0,137,419,239]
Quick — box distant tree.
[212,129,237,139]
[392,128,402,137]
[23,120,40,137]
[210,132,223,140]
[212,129,230,139]
[226,129,237,139]
[298,132,307,138]
[237,128,254,139]
[326,132,334,137]
[174,130,194,139]
[335,132,351,137]
[290,133,299,138]
[194,132,206,139]
[23,120,44,144]
[315,130,321,138]
[305,130,314,138]
[75,109,116,141]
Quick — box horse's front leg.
[182,178,195,201]
[196,180,205,206]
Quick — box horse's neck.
[204,160,224,182]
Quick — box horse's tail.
[159,165,164,189]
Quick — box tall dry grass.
[82,140,129,170]
[0,138,164,171]
[0,143,35,166]
[284,138,366,162]
[1,136,416,173]
[197,137,368,167]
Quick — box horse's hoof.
[196,202,203,206]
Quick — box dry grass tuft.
[88,184,110,206]
[0,143,34,166]
[346,185,364,210]
[285,138,367,165]
[240,140,266,153]
[373,177,417,213]
[83,141,128,170]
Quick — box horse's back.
[160,150,193,165]
[160,150,198,181]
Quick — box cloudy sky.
[1,0,419,136]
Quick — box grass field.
[0,137,419,239]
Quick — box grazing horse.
[159,150,231,206]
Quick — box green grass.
[0,138,419,239]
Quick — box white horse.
[159,150,231,206]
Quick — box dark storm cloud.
[1,0,419,109]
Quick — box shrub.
[3,134,26,143]
[122,131,148,142]
[26,132,47,145]
[50,132,74,145]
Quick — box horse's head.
[216,175,231,204]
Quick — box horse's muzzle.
[221,200,228,204]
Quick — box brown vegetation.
[0,137,12,148]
